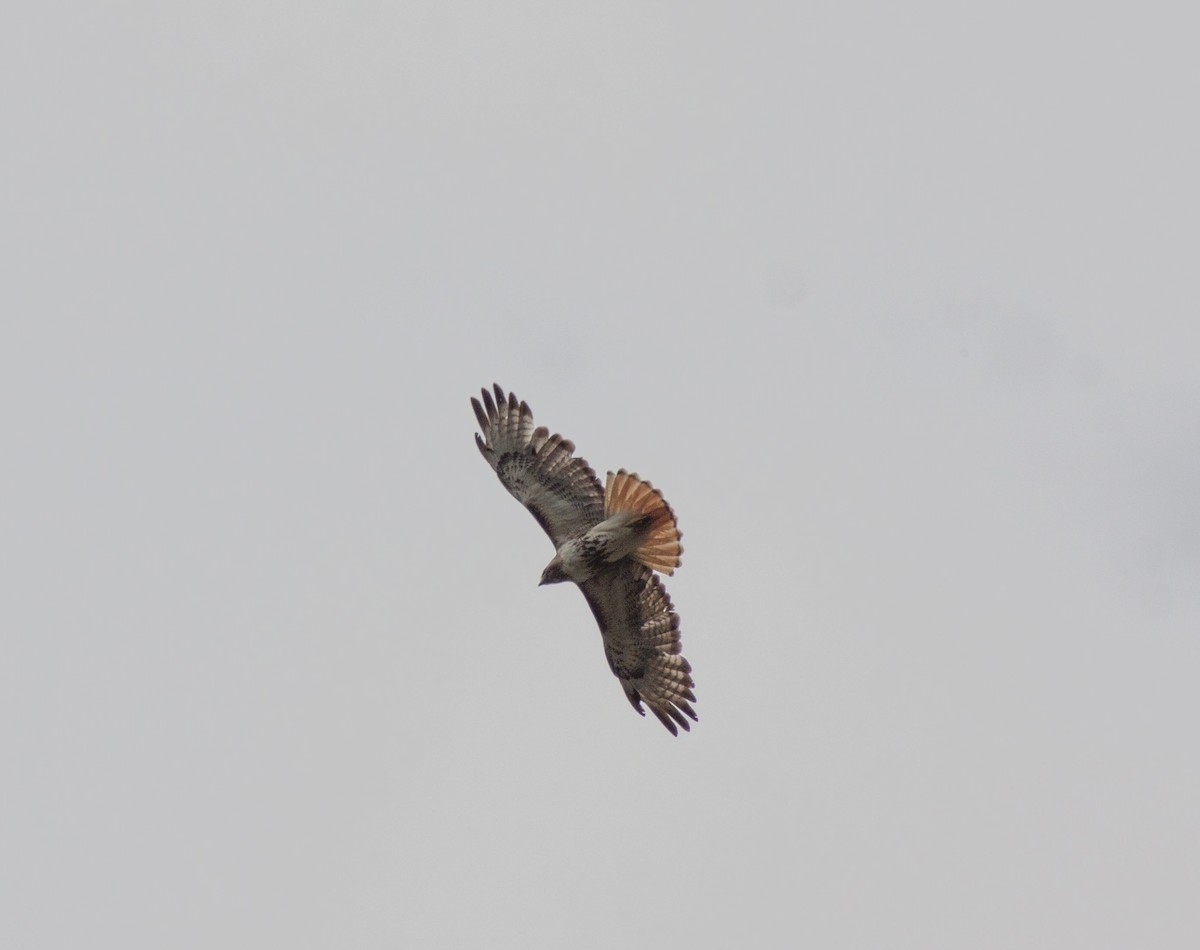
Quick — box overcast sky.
[4,3,1198,948]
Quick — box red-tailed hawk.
[472,384,697,735]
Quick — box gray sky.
[4,3,1198,947]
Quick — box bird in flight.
[471,384,697,734]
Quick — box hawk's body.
[472,384,697,735]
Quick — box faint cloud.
[762,259,807,309]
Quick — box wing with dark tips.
[579,562,697,736]
[472,384,605,547]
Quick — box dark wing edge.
[580,563,697,736]
[471,384,605,547]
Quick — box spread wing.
[472,384,605,547]
[580,562,698,735]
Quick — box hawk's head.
[539,555,569,586]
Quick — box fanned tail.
[603,469,683,575]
